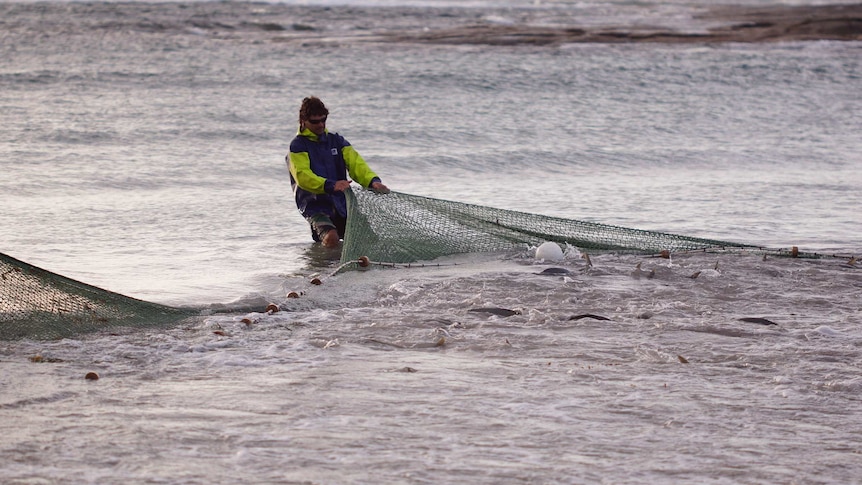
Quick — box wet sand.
[384,3,862,45]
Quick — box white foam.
[813,325,842,337]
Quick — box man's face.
[305,115,327,136]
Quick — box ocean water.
[1,1,861,483]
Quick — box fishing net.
[342,188,775,265]
[0,189,815,340]
[0,252,195,340]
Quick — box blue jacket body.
[286,128,380,219]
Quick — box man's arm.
[288,151,334,194]
[342,146,382,189]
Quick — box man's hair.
[299,96,329,123]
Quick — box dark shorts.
[306,213,347,243]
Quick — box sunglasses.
[307,117,327,125]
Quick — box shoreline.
[380,3,862,45]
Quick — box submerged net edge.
[1,252,196,341]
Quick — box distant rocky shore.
[384,3,862,45]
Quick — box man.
[286,97,389,248]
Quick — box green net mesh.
[342,188,761,264]
[0,252,195,340]
[2,189,819,340]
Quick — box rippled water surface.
[1,1,861,483]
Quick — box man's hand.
[371,181,390,194]
[333,180,352,192]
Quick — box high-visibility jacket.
[286,127,381,218]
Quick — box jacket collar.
[298,126,328,142]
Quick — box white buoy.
[535,241,564,261]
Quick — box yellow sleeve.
[343,146,380,187]
[289,151,327,194]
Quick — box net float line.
[284,255,466,299]
[282,244,859,301]
[646,245,858,260]
[285,256,372,299]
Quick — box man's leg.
[307,214,339,248]
[322,215,348,248]
[321,228,339,248]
